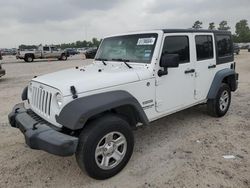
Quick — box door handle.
[184,69,195,74]
[208,64,216,69]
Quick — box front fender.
[56,90,149,130]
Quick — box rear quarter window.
[216,34,234,64]
[216,35,233,57]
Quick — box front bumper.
[16,55,24,59]
[8,103,78,156]
[0,69,5,77]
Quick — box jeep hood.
[32,63,149,96]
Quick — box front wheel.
[24,55,34,62]
[76,114,134,180]
[207,83,231,117]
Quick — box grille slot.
[31,86,52,117]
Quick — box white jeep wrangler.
[9,29,238,179]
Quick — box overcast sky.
[0,0,249,48]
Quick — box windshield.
[95,33,158,64]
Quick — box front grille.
[30,86,52,117]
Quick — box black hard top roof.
[162,29,231,34]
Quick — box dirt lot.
[0,52,249,188]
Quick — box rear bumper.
[0,69,5,77]
[8,103,78,156]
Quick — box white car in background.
[77,47,89,54]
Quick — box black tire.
[76,114,134,180]
[24,55,34,62]
[207,83,231,117]
[60,54,67,61]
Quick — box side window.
[51,47,58,51]
[195,35,214,61]
[43,47,50,51]
[216,35,233,57]
[162,36,190,63]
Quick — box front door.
[156,33,196,113]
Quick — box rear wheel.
[76,114,134,180]
[207,83,231,117]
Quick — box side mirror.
[160,54,180,68]
[158,54,180,77]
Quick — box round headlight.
[56,93,63,108]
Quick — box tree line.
[19,37,102,50]
[192,19,250,43]
[19,19,250,50]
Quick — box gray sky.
[0,0,249,48]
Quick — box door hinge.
[156,100,163,107]
[194,89,197,96]
[155,79,160,86]
[195,72,199,77]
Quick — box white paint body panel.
[27,30,233,128]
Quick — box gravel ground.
[0,52,249,188]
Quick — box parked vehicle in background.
[16,45,68,62]
[0,52,6,77]
[233,44,240,55]
[9,29,238,180]
[85,47,98,58]
[240,44,250,49]
[77,47,88,53]
[0,48,17,56]
[65,48,79,56]
[248,45,250,52]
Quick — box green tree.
[218,21,230,31]
[192,20,203,29]
[92,38,100,47]
[208,22,215,30]
[19,44,37,50]
[18,38,102,50]
[234,19,250,43]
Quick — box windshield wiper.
[111,58,132,69]
[95,58,107,66]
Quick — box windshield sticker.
[144,53,150,58]
[137,38,156,45]
[144,50,152,58]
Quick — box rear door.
[50,47,61,58]
[194,34,216,101]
